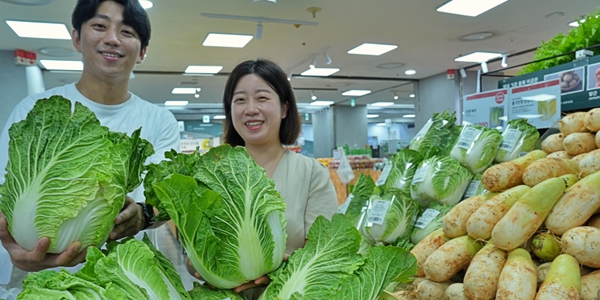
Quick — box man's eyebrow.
[92,14,110,21]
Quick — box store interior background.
[1,0,599,159]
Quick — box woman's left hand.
[232,253,289,293]
[109,197,144,240]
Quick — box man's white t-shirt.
[0,83,181,282]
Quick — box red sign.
[14,49,37,66]
[495,92,505,104]
[466,89,508,101]
[447,69,455,80]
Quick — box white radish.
[521,158,578,187]
[563,132,597,155]
[443,193,497,238]
[596,131,600,148]
[559,112,588,136]
[541,133,565,154]
[547,151,573,159]
[585,107,600,132]
[535,254,581,300]
[414,279,452,300]
[578,149,600,178]
[496,248,537,300]
[561,226,600,268]
[410,228,450,277]
[445,283,469,300]
[581,270,600,300]
[463,240,507,300]
[423,235,483,282]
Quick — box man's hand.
[109,197,144,240]
[0,211,87,272]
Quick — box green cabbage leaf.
[449,125,503,174]
[0,96,153,253]
[410,202,453,244]
[410,156,473,206]
[381,149,423,194]
[360,190,420,245]
[494,119,540,163]
[341,174,375,227]
[188,282,244,300]
[409,111,459,159]
[145,145,287,289]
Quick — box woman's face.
[231,74,288,147]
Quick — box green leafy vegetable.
[495,119,540,163]
[490,107,504,127]
[188,282,244,300]
[146,145,287,289]
[450,125,503,174]
[410,202,453,244]
[342,174,375,227]
[0,96,153,253]
[410,156,473,206]
[361,190,420,245]
[409,111,459,159]
[382,149,423,194]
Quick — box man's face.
[72,1,146,81]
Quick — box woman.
[188,59,338,298]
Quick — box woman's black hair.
[223,59,301,147]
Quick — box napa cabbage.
[450,124,503,174]
[144,145,287,290]
[360,190,420,245]
[380,149,423,194]
[495,118,540,163]
[340,174,375,227]
[409,111,460,159]
[410,202,452,244]
[410,156,473,206]
[188,282,244,300]
[0,96,153,253]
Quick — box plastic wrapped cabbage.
[461,173,488,200]
[494,118,540,163]
[359,190,420,245]
[410,202,453,244]
[450,124,503,174]
[409,111,460,159]
[379,149,423,194]
[410,156,473,206]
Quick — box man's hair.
[223,59,301,147]
[72,0,151,50]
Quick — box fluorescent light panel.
[347,43,398,56]
[185,65,223,74]
[409,94,415,98]
[455,51,502,63]
[367,114,379,118]
[203,33,253,48]
[39,60,83,71]
[213,115,226,119]
[310,100,334,106]
[437,0,508,17]
[139,0,153,9]
[376,123,387,126]
[405,70,416,75]
[342,90,371,96]
[403,114,416,118]
[300,68,340,76]
[172,87,200,94]
[6,20,71,39]
[371,102,394,107]
[165,100,189,106]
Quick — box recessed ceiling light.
[376,62,405,69]
[165,100,189,106]
[213,115,226,119]
[39,60,83,71]
[376,123,387,126]
[6,20,71,39]
[437,0,508,17]
[569,18,586,27]
[347,43,398,56]
[184,65,223,74]
[310,100,334,106]
[455,51,502,63]
[370,102,394,107]
[403,114,416,118]
[367,114,379,118]
[139,0,153,9]
[202,33,253,48]
[409,94,415,98]
[405,70,417,75]
[458,31,498,41]
[300,68,340,76]
[342,90,371,96]
[172,87,200,94]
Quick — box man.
[0,0,179,273]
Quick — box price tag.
[463,180,481,199]
[338,194,354,214]
[414,209,441,229]
[413,119,433,140]
[0,245,13,284]
[456,127,482,150]
[499,129,522,152]
[366,200,391,225]
[376,163,393,186]
[412,164,430,184]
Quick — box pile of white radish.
[396,110,600,300]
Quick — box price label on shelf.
[414,209,441,229]
[366,200,391,225]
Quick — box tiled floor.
[6,225,201,292]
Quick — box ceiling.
[1,0,598,124]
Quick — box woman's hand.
[0,211,87,272]
[109,197,144,240]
